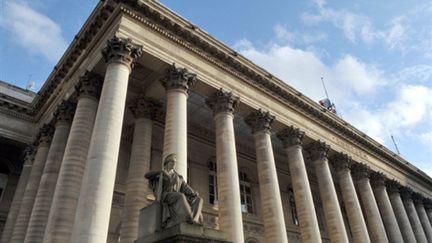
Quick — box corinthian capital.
[412,192,425,205]
[160,64,196,93]
[276,126,304,147]
[36,124,54,147]
[206,88,239,115]
[386,179,401,194]
[128,95,161,119]
[244,109,275,134]
[53,100,76,125]
[370,171,386,187]
[307,140,330,161]
[76,71,103,99]
[22,146,36,166]
[102,36,143,68]
[351,163,370,180]
[331,153,352,172]
[400,187,414,200]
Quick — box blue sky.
[1,0,431,174]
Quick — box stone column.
[206,89,244,243]
[277,127,322,243]
[70,36,142,243]
[401,188,428,243]
[244,110,288,243]
[369,172,403,243]
[351,164,388,243]
[120,96,160,243]
[24,101,74,243]
[160,64,196,180]
[11,125,53,243]
[413,193,432,242]
[386,180,417,243]
[331,153,370,243]
[43,72,102,243]
[0,147,35,243]
[309,141,348,243]
[425,200,432,228]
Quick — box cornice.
[117,1,432,187]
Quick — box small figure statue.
[145,153,203,228]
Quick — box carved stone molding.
[76,71,103,100]
[244,109,275,134]
[307,140,330,161]
[160,63,197,93]
[53,100,76,125]
[386,179,401,194]
[276,126,304,147]
[331,153,352,172]
[205,88,239,115]
[351,163,370,180]
[370,171,386,187]
[35,124,54,147]
[400,187,414,200]
[424,198,432,210]
[102,36,143,68]
[22,145,36,165]
[128,95,161,119]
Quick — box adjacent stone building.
[1,1,432,243]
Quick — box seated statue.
[145,153,203,228]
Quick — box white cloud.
[233,26,432,158]
[0,1,67,62]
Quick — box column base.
[135,223,230,243]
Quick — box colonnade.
[2,35,432,243]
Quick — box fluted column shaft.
[206,89,244,243]
[352,164,388,243]
[414,199,432,242]
[310,141,348,243]
[11,125,53,243]
[386,180,416,243]
[120,97,159,243]
[161,65,195,180]
[25,101,74,243]
[43,73,101,243]
[369,173,403,243]
[70,36,142,243]
[277,127,321,243]
[332,154,370,243]
[426,206,432,228]
[401,189,428,243]
[0,147,35,243]
[245,110,288,243]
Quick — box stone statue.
[145,153,203,228]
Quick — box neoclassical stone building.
[0,1,432,243]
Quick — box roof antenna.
[318,77,337,114]
[390,134,400,155]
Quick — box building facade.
[0,1,432,243]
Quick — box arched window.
[288,187,299,226]
[239,170,254,214]
[208,157,218,205]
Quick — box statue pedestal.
[136,203,230,243]
[135,223,231,243]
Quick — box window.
[239,170,254,214]
[208,157,218,205]
[288,187,299,226]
